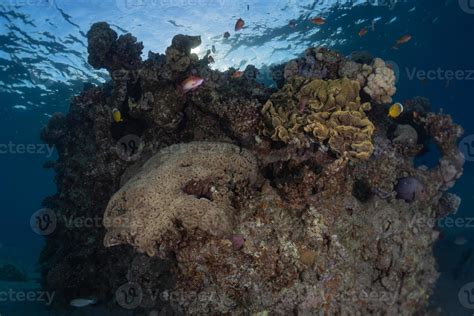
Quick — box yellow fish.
[112,108,123,123]
[388,103,404,118]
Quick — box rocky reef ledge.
[39,22,464,314]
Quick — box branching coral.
[261,77,374,159]
[103,142,258,256]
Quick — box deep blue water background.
[0,0,473,314]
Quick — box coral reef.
[38,21,465,315]
[281,48,396,104]
[261,77,374,159]
[103,142,258,256]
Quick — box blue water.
[0,0,473,314]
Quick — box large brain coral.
[262,77,374,160]
[103,142,258,256]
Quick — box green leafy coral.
[261,77,374,160]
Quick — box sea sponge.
[363,58,396,104]
[103,142,258,256]
[262,78,374,160]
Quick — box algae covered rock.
[103,142,258,257]
[87,22,143,71]
[262,77,374,160]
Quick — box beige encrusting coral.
[103,142,258,256]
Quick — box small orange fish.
[180,76,204,93]
[358,27,368,37]
[224,31,230,39]
[311,17,325,25]
[392,34,412,49]
[231,71,243,78]
[235,18,245,31]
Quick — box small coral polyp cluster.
[39,22,464,315]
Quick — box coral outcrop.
[38,21,465,315]
[103,142,258,256]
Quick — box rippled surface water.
[1,0,474,314]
